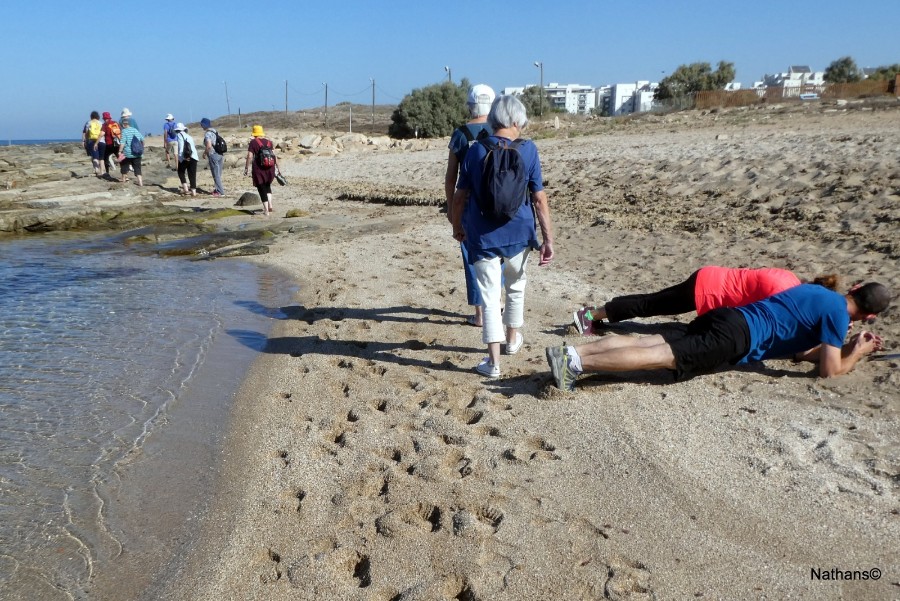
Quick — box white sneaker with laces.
[475,357,500,378]
[505,331,524,355]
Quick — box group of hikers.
[82,110,281,213]
[446,85,891,388]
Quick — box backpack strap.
[459,126,474,143]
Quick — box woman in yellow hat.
[243,125,277,215]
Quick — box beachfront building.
[757,65,825,97]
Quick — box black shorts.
[665,308,751,381]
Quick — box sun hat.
[251,125,265,137]
[165,113,174,121]
[174,122,187,132]
[467,84,495,107]
[121,108,132,118]
[102,111,111,120]
[200,118,211,129]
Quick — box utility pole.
[323,82,328,129]
[224,81,231,115]
[370,78,375,129]
[285,80,288,114]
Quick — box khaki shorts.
[165,140,177,157]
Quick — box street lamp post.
[533,61,543,117]
[444,65,451,83]
[323,82,328,129]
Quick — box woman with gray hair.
[451,94,555,378]
[445,84,495,327]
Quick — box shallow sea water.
[0,233,293,600]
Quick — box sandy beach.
[60,101,899,599]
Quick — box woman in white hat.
[174,123,199,196]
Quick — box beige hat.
[121,107,133,118]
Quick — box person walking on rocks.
[100,111,121,177]
[117,117,144,186]
[163,114,178,169]
[119,108,140,133]
[244,125,276,215]
[174,123,199,196]
[201,118,225,197]
[446,84,496,328]
[451,95,556,378]
[82,111,103,177]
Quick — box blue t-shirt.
[448,123,492,163]
[737,284,849,363]
[164,121,177,142]
[457,136,543,262]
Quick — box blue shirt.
[457,136,544,262]
[449,123,492,163]
[737,284,849,363]
[164,121,177,142]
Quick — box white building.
[761,65,824,96]
[501,83,597,115]
[605,81,658,115]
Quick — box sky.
[1,0,898,139]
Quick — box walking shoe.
[505,331,524,355]
[573,307,600,336]
[475,357,500,379]
[546,345,578,391]
[211,191,222,198]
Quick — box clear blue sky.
[1,0,897,139]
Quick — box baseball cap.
[467,84,495,106]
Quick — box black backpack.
[255,139,276,168]
[179,133,193,160]
[212,130,227,154]
[476,138,528,222]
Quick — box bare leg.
[580,342,676,372]
[574,334,667,358]
[487,341,501,367]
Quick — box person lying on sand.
[549,281,891,391]
[574,266,821,335]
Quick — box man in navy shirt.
[547,282,890,391]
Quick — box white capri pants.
[473,248,531,344]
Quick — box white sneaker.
[475,357,500,378]
[505,332,524,355]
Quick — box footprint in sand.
[374,502,442,537]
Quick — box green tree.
[519,85,546,117]
[389,78,471,139]
[654,61,736,101]
[866,63,900,81]
[823,56,862,83]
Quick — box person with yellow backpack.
[81,111,103,177]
